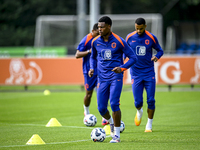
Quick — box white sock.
[115,127,120,138]
[137,108,143,119]
[83,105,90,115]
[107,116,114,124]
[146,118,153,130]
[102,117,107,121]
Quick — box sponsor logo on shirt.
[136,46,146,56]
[132,40,136,42]
[101,49,112,60]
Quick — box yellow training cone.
[26,134,45,145]
[46,118,62,127]
[103,124,110,135]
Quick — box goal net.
[34,14,163,54]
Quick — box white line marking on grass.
[62,125,94,129]
[0,135,111,148]
[0,123,109,148]
[0,145,28,148]
[0,123,94,129]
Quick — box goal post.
[34,14,163,54]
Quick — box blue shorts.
[131,75,156,110]
[84,74,97,91]
[97,78,123,116]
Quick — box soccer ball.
[83,114,97,127]
[120,120,125,133]
[91,128,106,142]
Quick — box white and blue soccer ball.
[91,128,106,142]
[83,114,97,127]
[120,120,125,133]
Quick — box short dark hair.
[98,16,112,26]
[93,23,98,30]
[135,18,146,25]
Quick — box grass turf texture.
[0,87,200,149]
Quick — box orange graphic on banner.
[0,58,84,85]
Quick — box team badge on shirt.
[136,46,146,56]
[111,42,116,48]
[145,39,150,45]
[101,49,112,60]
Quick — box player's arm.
[151,56,158,62]
[75,49,91,59]
[123,35,133,60]
[112,67,122,73]
[88,69,94,77]
[151,35,164,61]
[119,42,137,72]
[89,44,97,77]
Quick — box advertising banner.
[124,56,200,84]
[0,56,200,85]
[0,47,67,58]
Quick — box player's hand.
[112,67,122,73]
[151,56,158,62]
[88,69,94,77]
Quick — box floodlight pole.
[90,0,100,32]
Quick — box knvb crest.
[101,49,112,60]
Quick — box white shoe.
[145,123,152,132]
[134,112,142,126]
[110,135,120,143]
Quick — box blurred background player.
[89,16,137,143]
[75,23,109,125]
[125,18,164,132]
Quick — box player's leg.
[83,90,93,115]
[97,81,113,121]
[97,81,114,137]
[144,77,156,132]
[83,74,97,115]
[84,74,109,125]
[132,77,144,126]
[109,79,123,143]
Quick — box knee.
[86,92,92,99]
[147,99,155,110]
[110,103,120,112]
[134,99,143,108]
[98,106,107,116]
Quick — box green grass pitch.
[0,86,200,150]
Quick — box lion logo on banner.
[5,59,42,84]
[190,58,200,84]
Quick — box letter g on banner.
[160,61,182,84]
